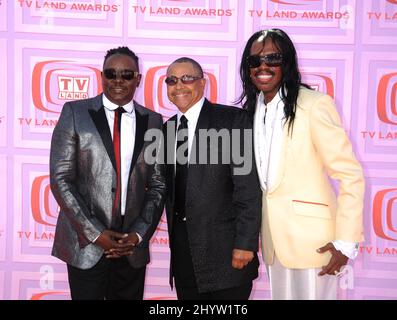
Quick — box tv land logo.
[151,215,169,245]
[31,291,69,300]
[156,216,168,232]
[30,265,69,300]
[377,72,397,125]
[148,296,176,300]
[132,0,233,16]
[373,188,397,241]
[270,0,320,5]
[32,60,102,114]
[144,66,218,119]
[31,175,59,227]
[253,0,351,21]
[57,75,90,100]
[367,1,397,20]
[302,72,334,98]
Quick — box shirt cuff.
[92,234,100,243]
[332,240,359,259]
[136,232,142,244]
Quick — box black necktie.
[174,115,188,220]
[263,105,268,125]
[111,107,125,231]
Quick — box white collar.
[259,90,283,109]
[102,94,135,114]
[257,90,285,122]
[177,96,205,124]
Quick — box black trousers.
[172,216,253,300]
[171,215,197,288]
[176,282,253,300]
[67,255,146,300]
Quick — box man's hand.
[104,232,139,259]
[94,230,133,259]
[317,242,348,276]
[232,249,254,270]
[94,230,128,250]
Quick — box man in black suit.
[50,47,165,299]
[161,57,261,300]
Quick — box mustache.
[255,69,275,76]
[172,91,190,95]
[110,86,126,89]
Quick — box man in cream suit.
[237,29,365,299]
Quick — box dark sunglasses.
[103,68,139,81]
[165,74,203,86]
[247,53,283,68]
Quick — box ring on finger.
[334,270,342,277]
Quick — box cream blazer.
[255,87,365,269]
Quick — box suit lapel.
[166,115,177,207]
[253,101,265,189]
[187,99,211,191]
[128,106,148,176]
[88,96,116,171]
[193,99,211,141]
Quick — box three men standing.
[50,36,361,301]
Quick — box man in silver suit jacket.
[50,47,165,300]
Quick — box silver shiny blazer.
[50,94,165,269]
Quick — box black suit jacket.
[163,99,262,293]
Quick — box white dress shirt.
[253,90,358,260]
[254,91,284,192]
[175,96,205,163]
[103,94,136,216]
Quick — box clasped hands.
[94,230,139,259]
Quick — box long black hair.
[236,29,311,133]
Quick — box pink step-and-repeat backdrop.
[0,0,396,300]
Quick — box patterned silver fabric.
[50,94,165,269]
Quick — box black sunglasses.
[103,68,139,81]
[247,53,283,68]
[165,74,203,86]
